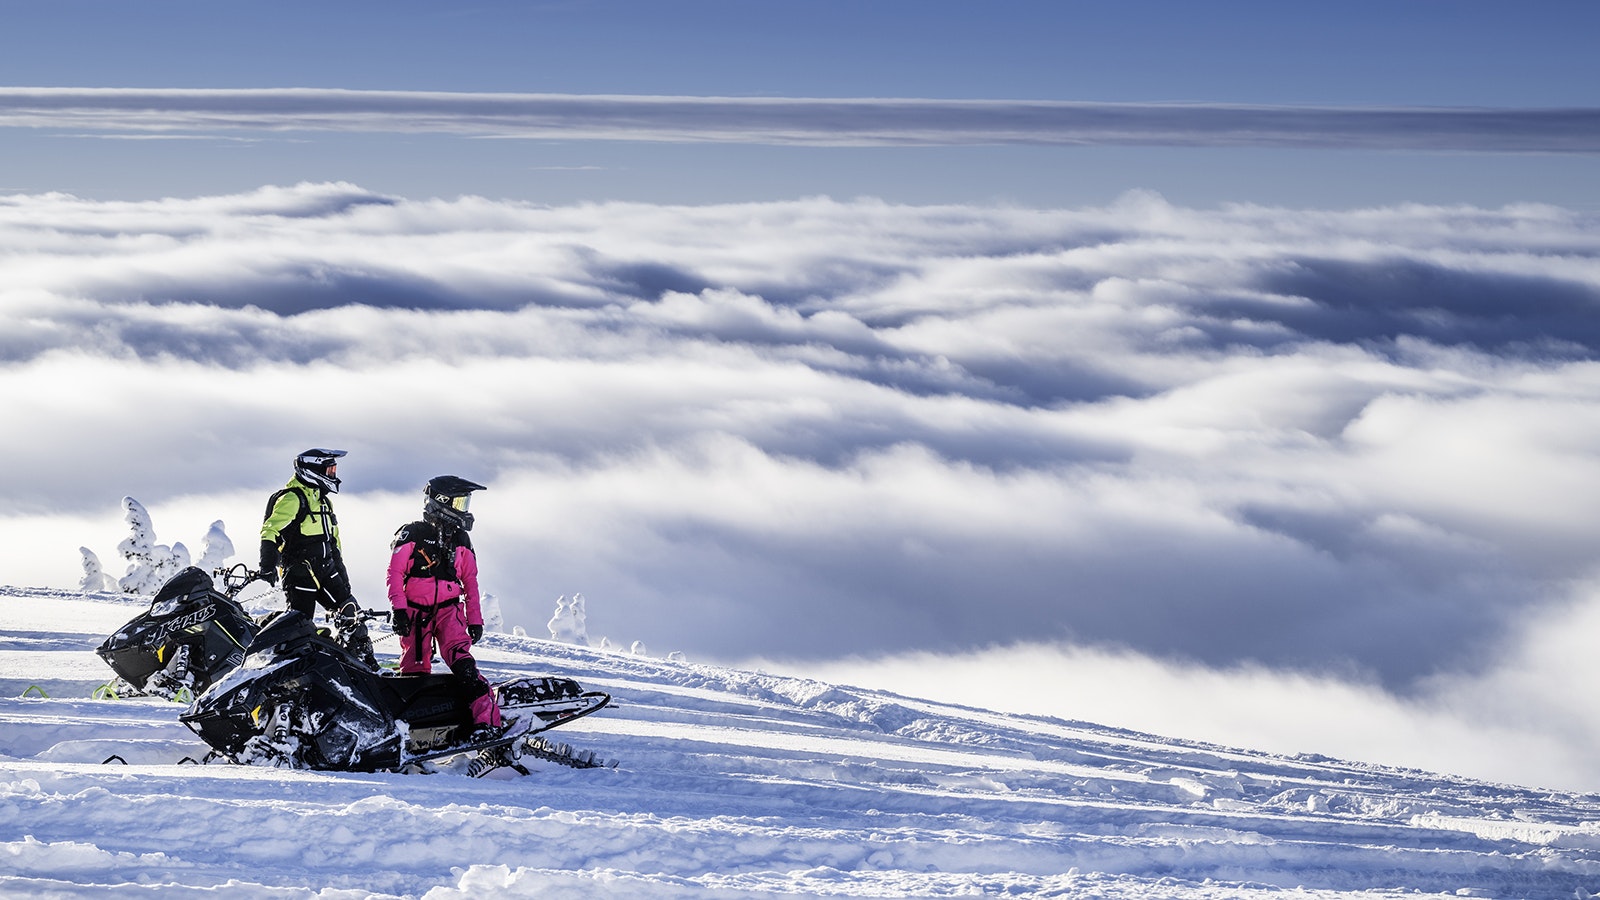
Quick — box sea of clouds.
[5,182,1600,788]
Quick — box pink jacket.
[387,526,483,626]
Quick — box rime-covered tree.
[195,521,234,574]
[481,592,505,633]
[92,498,236,596]
[116,498,164,594]
[77,548,118,592]
[546,593,590,645]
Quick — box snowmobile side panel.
[400,714,537,766]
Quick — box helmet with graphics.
[294,448,346,494]
[424,474,486,531]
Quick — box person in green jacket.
[259,448,377,669]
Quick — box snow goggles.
[434,494,471,512]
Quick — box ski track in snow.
[2,588,1600,898]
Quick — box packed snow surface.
[3,585,1600,898]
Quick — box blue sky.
[7,2,1600,778]
[6,1,1593,102]
[2,1,1597,207]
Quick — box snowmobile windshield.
[147,568,216,617]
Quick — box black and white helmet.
[424,475,486,531]
[295,448,346,494]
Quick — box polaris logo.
[150,605,216,646]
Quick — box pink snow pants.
[398,603,501,728]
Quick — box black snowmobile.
[179,608,612,775]
[96,564,260,701]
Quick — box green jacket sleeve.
[261,490,302,544]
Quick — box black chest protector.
[393,520,472,583]
[264,487,337,561]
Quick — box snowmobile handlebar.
[212,564,388,624]
[214,563,263,598]
[330,604,391,627]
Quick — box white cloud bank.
[753,582,1600,791]
[764,569,1600,792]
[1,87,1598,151]
[4,182,1600,788]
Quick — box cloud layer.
[4,88,1600,151]
[5,183,1600,787]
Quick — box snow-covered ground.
[4,585,1600,899]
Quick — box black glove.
[468,624,483,643]
[258,540,279,586]
[391,608,412,638]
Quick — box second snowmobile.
[179,608,611,774]
[96,565,260,701]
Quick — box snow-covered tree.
[481,592,505,633]
[150,541,190,589]
[570,593,590,644]
[547,593,590,645]
[195,521,234,573]
[97,497,236,596]
[116,498,164,594]
[77,548,118,592]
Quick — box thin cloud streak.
[2,88,1599,151]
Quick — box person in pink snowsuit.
[386,475,502,734]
